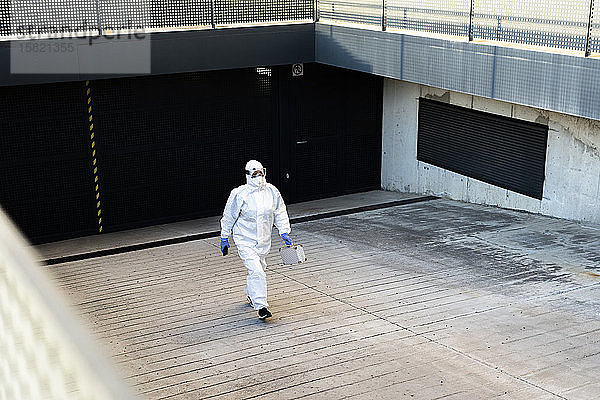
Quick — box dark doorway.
[277,63,383,202]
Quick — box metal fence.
[317,0,600,55]
[1,1,599,55]
[0,0,313,36]
[0,0,99,36]
[0,206,135,400]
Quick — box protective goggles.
[247,168,266,178]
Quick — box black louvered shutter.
[418,98,548,199]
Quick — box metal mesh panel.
[150,0,212,28]
[0,82,98,244]
[285,63,382,201]
[90,68,275,232]
[214,0,313,25]
[295,140,339,201]
[341,69,382,192]
[98,0,148,31]
[318,0,382,26]
[0,209,135,400]
[472,0,590,51]
[387,0,470,37]
[589,2,600,54]
[1,0,98,36]
[99,0,212,31]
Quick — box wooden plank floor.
[47,199,600,399]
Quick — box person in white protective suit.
[220,160,293,320]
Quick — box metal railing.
[318,0,600,56]
[1,1,599,56]
[0,0,314,37]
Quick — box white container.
[279,244,306,265]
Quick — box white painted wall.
[381,78,600,224]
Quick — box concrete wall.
[382,78,600,224]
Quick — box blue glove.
[281,233,293,246]
[220,238,230,256]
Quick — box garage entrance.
[0,64,382,243]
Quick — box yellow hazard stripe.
[86,81,103,233]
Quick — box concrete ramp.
[43,192,600,399]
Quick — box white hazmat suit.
[220,160,291,311]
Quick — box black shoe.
[258,308,272,320]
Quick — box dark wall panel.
[0,24,315,87]
[283,63,382,202]
[0,64,383,243]
[0,82,97,244]
[417,98,548,199]
[91,69,275,233]
[341,68,383,193]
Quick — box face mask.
[248,175,266,188]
